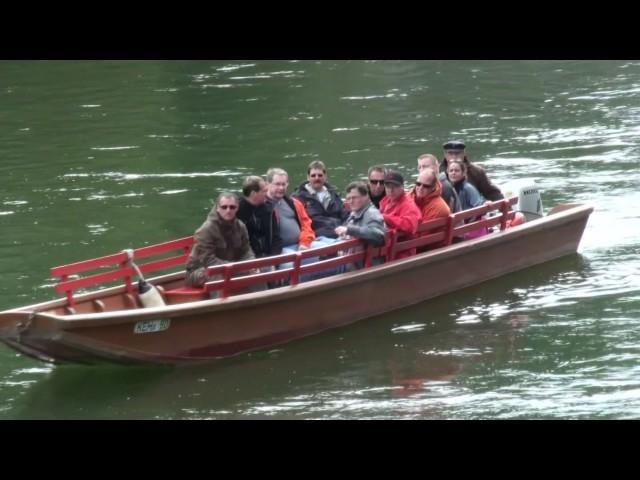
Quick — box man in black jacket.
[293,160,349,239]
[237,175,282,258]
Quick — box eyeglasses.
[218,205,238,210]
[445,150,464,155]
[415,181,435,189]
[369,179,384,185]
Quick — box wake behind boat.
[0,185,593,365]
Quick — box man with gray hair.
[185,192,257,288]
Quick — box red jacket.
[379,192,421,258]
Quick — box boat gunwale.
[1,202,593,329]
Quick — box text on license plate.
[133,318,171,334]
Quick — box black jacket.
[293,182,349,238]
[236,197,282,257]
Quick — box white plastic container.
[500,178,544,221]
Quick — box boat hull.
[0,204,593,365]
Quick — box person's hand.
[335,226,348,237]
[298,244,310,251]
[250,268,261,275]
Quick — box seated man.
[440,140,503,202]
[335,181,386,270]
[185,192,258,293]
[408,168,451,250]
[367,165,387,209]
[293,160,349,239]
[266,167,335,281]
[237,175,282,259]
[417,153,458,212]
[379,171,421,259]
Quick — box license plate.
[133,318,171,334]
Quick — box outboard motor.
[499,178,544,222]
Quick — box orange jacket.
[408,180,451,250]
[272,195,316,248]
[408,180,451,224]
[292,197,316,248]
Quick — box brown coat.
[185,207,255,287]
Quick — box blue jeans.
[278,236,339,282]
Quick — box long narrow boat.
[0,196,593,365]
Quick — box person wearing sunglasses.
[293,160,349,240]
[185,192,257,289]
[367,165,387,209]
[416,153,458,213]
[408,169,451,250]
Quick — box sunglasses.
[218,205,238,210]
[369,179,385,185]
[415,181,435,189]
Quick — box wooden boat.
[0,197,593,365]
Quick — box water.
[1,60,639,419]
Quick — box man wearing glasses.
[379,171,422,259]
[367,165,387,209]
[409,168,451,250]
[335,181,386,270]
[185,192,257,288]
[294,160,349,239]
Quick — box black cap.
[384,171,404,186]
[443,140,466,150]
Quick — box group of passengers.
[185,140,504,289]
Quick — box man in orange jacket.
[266,167,336,280]
[266,167,316,251]
[408,168,451,250]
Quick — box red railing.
[50,197,519,307]
[51,236,194,307]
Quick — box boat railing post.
[121,258,134,296]
[363,242,373,268]
[500,199,509,231]
[221,265,232,298]
[386,229,397,261]
[291,252,302,286]
[61,274,75,308]
[445,215,454,245]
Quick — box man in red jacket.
[379,171,421,259]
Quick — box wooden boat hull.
[0,204,593,365]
